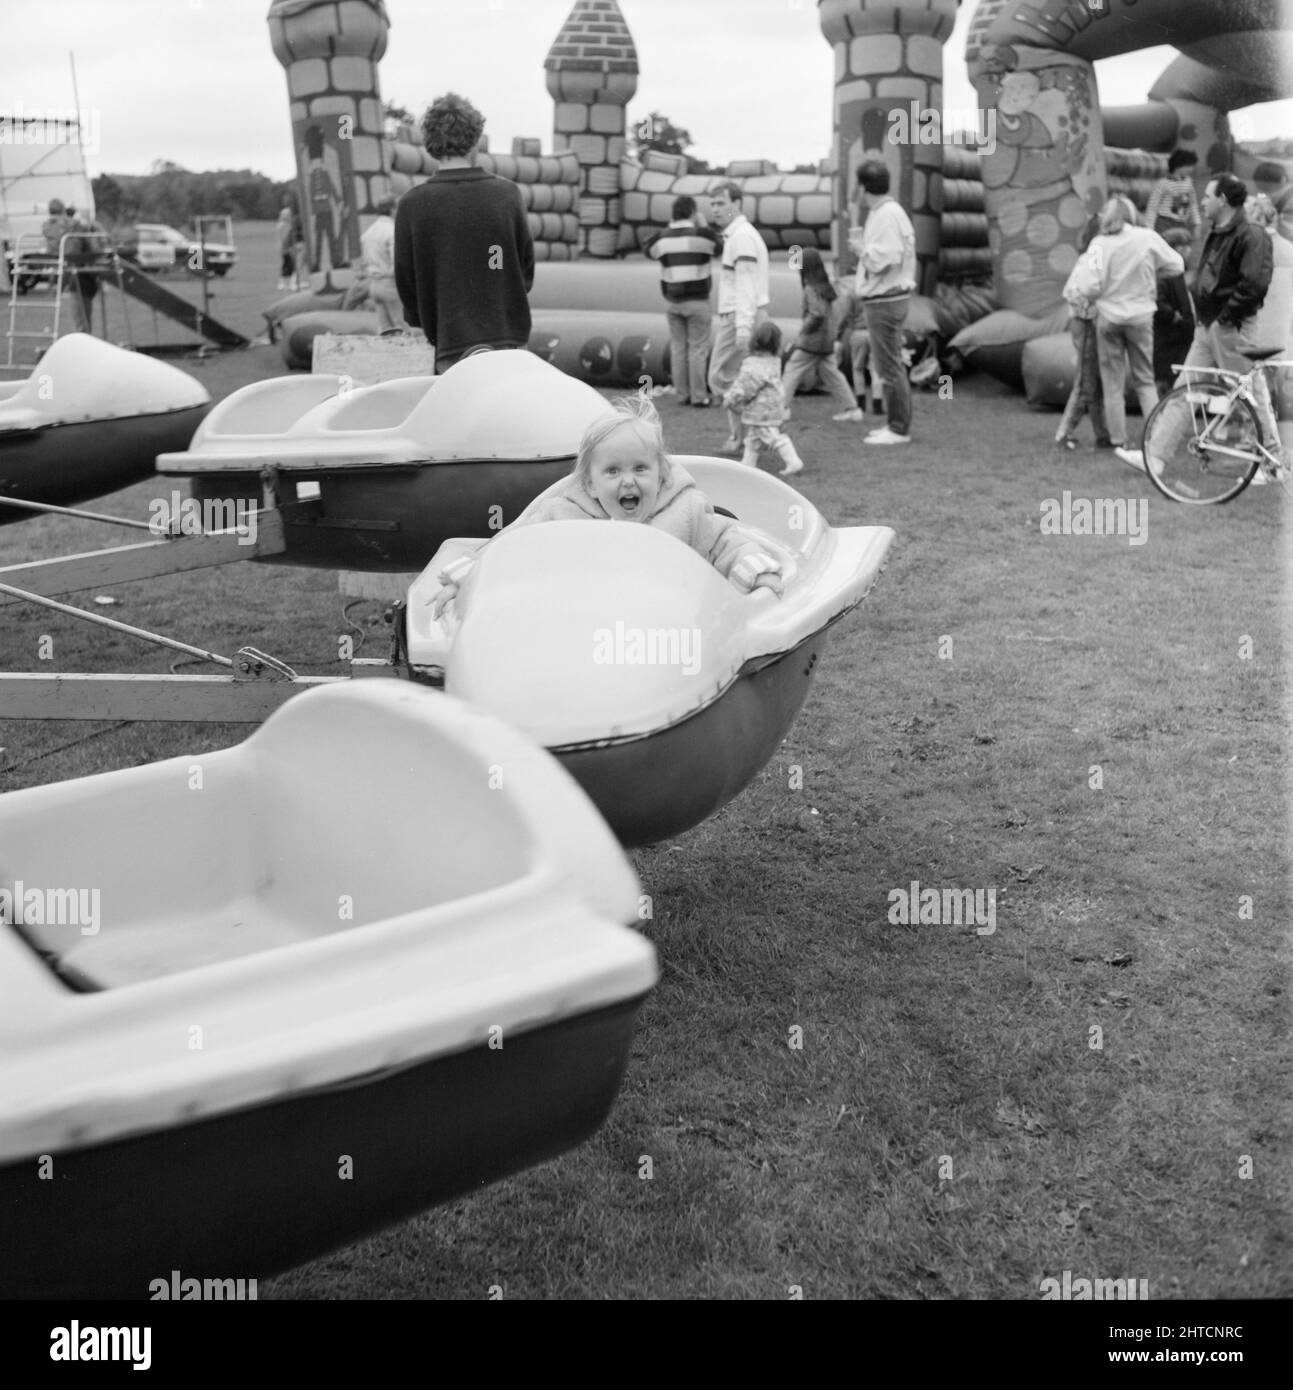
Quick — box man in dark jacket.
[1191,174,1272,335]
[394,93,534,373]
[1141,174,1278,471]
[1185,175,1276,431]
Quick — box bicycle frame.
[1170,361,1290,472]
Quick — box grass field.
[1,222,1289,1301]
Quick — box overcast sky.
[2,0,1289,180]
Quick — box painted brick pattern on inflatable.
[545,0,639,253]
[270,0,391,246]
[820,0,960,294]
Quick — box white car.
[118,223,236,276]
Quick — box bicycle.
[1135,349,1291,504]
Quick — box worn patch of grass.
[1,314,1288,1300]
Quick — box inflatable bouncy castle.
[947,0,1293,396]
[266,0,1292,393]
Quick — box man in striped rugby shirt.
[644,196,722,406]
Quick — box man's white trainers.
[832,408,864,422]
[865,427,911,445]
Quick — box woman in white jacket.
[1065,197,1187,465]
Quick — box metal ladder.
[4,233,67,371]
[3,231,127,372]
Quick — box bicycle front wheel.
[1141,382,1261,504]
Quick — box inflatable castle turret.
[819,0,960,294]
[268,0,392,273]
[544,0,639,257]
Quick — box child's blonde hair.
[1097,195,1139,234]
[576,394,674,490]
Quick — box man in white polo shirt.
[706,181,770,452]
[853,160,917,445]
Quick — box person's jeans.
[1055,316,1109,443]
[665,298,713,402]
[862,295,911,435]
[1096,315,1158,446]
[781,348,857,412]
[850,329,883,402]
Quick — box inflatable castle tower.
[544,0,639,258]
[819,0,960,293]
[268,0,393,273]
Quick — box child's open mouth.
[618,493,640,514]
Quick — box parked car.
[116,223,236,277]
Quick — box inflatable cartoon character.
[986,71,1075,192]
[303,123,347,273]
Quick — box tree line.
[89,109,820,233]
[90,162,294,231]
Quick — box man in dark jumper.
[394,92,534,373]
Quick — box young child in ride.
[429,394,792,615]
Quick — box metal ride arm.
[0,577,360,721]
[0,492,286,604]
[0,479,402,721]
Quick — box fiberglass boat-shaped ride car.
[156,349,613,571]
[0,334,210,522]
[0,681,657,1299]
[405,458,895,846]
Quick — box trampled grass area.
[1,308,1288,1299]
